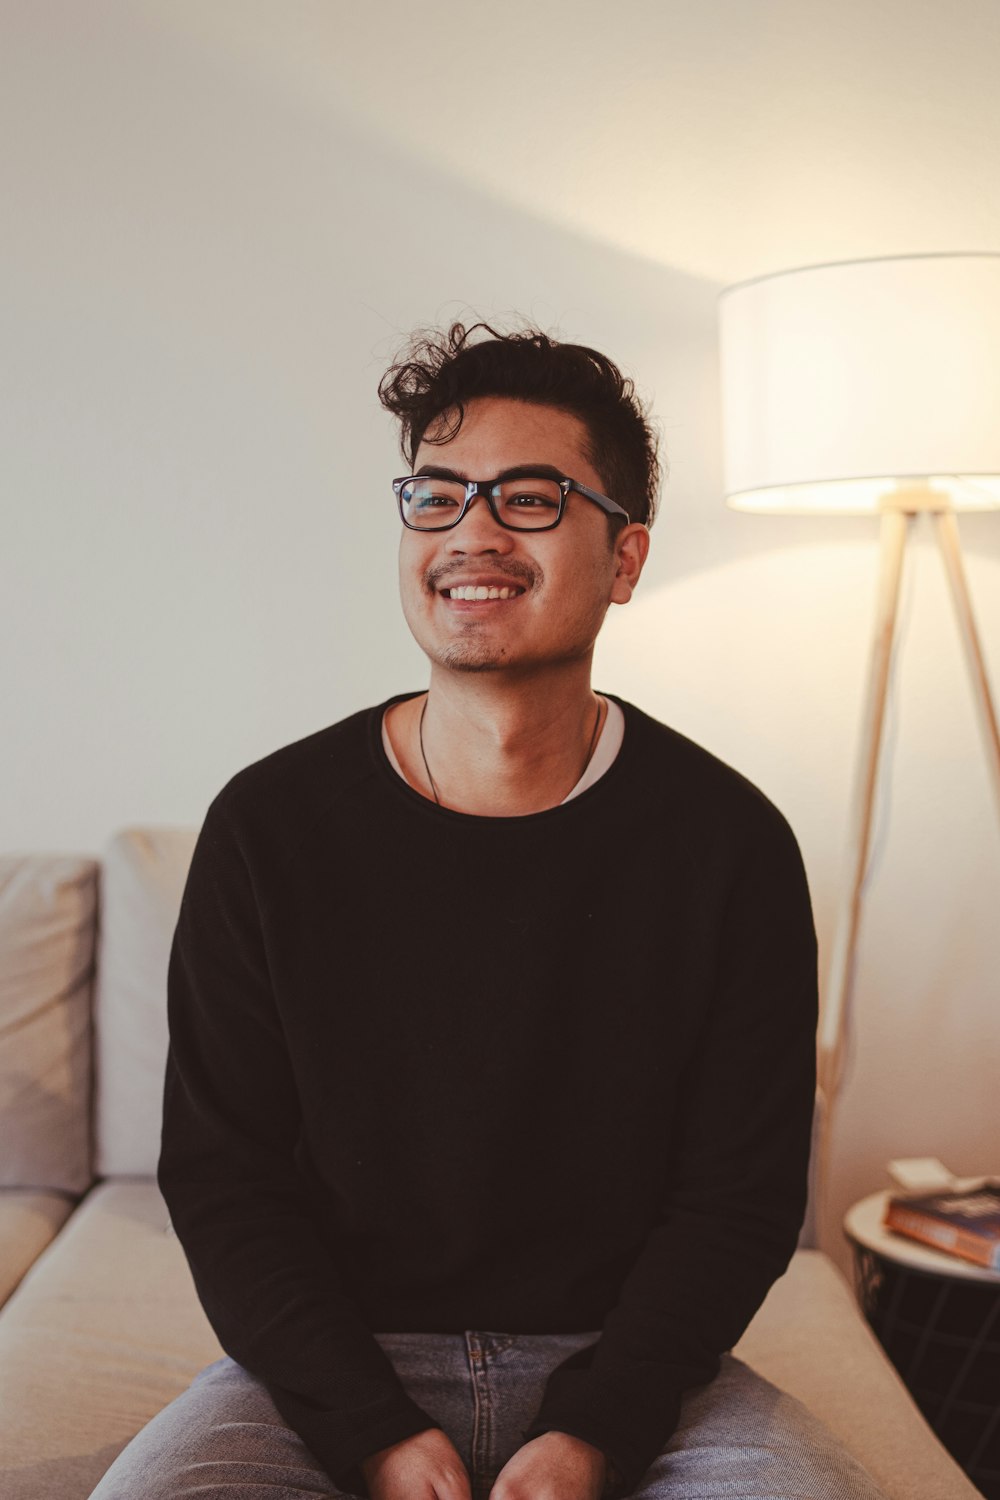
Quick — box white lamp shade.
[718,253,1000,514]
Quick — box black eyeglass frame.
[392,473,632,532]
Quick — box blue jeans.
[88,1330,888,1499]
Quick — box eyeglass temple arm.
[570,480,632,521]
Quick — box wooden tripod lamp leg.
[815,509,912,1248]
[931,509,1000,821]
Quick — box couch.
[0,830,983,1500]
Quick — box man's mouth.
[439,584,526,602]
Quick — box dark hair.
[377,318,663,532]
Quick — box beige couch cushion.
[734,1249,981,1500]
[0,1179,221,1499]
[0,855,97,1195]
[93,828,197,1177]
[0,1189,75,1308]
[0,1179,979,1500]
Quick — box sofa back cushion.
[94,828,197,1177]
[0,855,98,1194]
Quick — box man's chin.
[432,645,512,671]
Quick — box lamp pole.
[815,483,1000,1247]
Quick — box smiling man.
[91,321,888,1500]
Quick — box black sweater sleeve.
[156,793,443,1493]
[520,806,819,1496]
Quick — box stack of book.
[883,1180,1000,1271]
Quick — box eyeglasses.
[392,472,631,531]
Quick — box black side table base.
[852,1244,1000,1498]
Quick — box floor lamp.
[716,252,1000,1250]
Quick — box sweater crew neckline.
[368,690,635,825]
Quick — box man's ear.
[610,524,650,606]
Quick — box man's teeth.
[447,585,522,600]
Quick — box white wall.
[3,1,998,1283]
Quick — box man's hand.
[488,1431,608,1500]
[360,1426,472,1500]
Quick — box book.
[883,1182,1000,1272]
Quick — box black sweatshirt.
[157,689,819,1498]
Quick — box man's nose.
[445,492,513,549]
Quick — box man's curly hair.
[378,319,663,532]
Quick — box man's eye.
[508,492,558,507]
[415,493,458,508]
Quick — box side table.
[845,1189,1000,1499]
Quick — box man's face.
[397,395,646,676]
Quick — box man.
[90,321,887,1500]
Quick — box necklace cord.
[417,694,604,809]
[418,695,443,805]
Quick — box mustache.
[429,564,537,590]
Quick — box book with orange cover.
[883,1182,1000,1272]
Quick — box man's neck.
[386,665,606,817]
